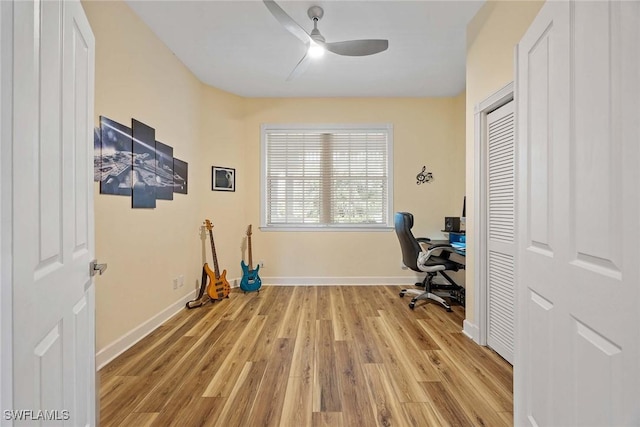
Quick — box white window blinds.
[262,126,392,228]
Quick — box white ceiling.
[126,0,484,98]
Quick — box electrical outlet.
[258,260,265,269]
[172,278,178,290]
[179,275,184,287]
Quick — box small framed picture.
[212,166,235,192]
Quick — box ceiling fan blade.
[263,0,312,45]
[324,39,389,57]
[286,51,312,81]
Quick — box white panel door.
[486,101,515,365]
[515,1,640,426]
[11,0,96,425]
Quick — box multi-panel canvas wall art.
[94,127,101,182]
[93,116,189,208]
[99,117,133,196]
[173,158,188,194]
[155,141,174,200]
[131,119,157,209]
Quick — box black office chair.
[394,212,465,311]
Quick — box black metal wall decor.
[94,115,189,208]
[416,165,434,185]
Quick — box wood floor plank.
[214,360,267,426]
[334,340,377,426]
[315,286,332,320]
[330,287,353,342]
[313,319,342,413]
[499,411,514,425]
[100,335,197,426]
[400,402,443,426]
[182,295,241,337]
[119,412,159,427]
[421,381,475,426]
[247,338,294,426]
[280,374,313,427]
[172,397,225,427]
[418,319,513,411]
[339,288,383,364]
[366,316,430,402]
[277,286,305,339]
[377,309,441,382]
[99,376,138,426]
[99,286,513,427]
[311,412,343,427]
[341,286,379,318]
[363,363,412,427]
[121,311,203,378]
[201,314,268,398]
[133,321,230,413]
[289,303,316,380]
[425,349,510,427]
[98,325,169,378]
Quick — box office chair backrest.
[394,212,422,272]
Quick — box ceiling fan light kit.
[263,0,389,80]
[308,43,325,58]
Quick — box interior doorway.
[472,82,516,364]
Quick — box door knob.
[90,259,107,276]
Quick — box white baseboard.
[260,276,421,286]
[463,319,480,343]
[96,292,194,370]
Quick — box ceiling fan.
[263,0,389,81]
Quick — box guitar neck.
[209,230,220,279]
[248,235,253,270]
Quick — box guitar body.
[240,224,261,293]
[240,261,262,292]
[204,262,230,300]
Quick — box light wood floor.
[99,286,513,426]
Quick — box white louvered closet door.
[486,100,515,364]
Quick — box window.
[261,124,393,230]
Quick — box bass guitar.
[240,224,262,293]
[204,219,230,300]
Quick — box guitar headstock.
[246,224,252,237]
[204,219,213,231]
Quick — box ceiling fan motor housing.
[307,6,324,21]
[308,6,326,43]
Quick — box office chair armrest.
[427,243,453,251]
[419,244,456,263]
[416,237,431,244]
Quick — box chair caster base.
[399,291,406,297]
[409,302,416,310]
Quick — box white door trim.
[1,0,14,418]
[470,81,514,346]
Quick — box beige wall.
[85,0,466,355]
[464,1,544,324]
[84,1,246,351]
[199,85,248,283]
[243,96,466,281]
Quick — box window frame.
[260,123,394,231]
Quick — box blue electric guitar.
[240,225,261,293]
